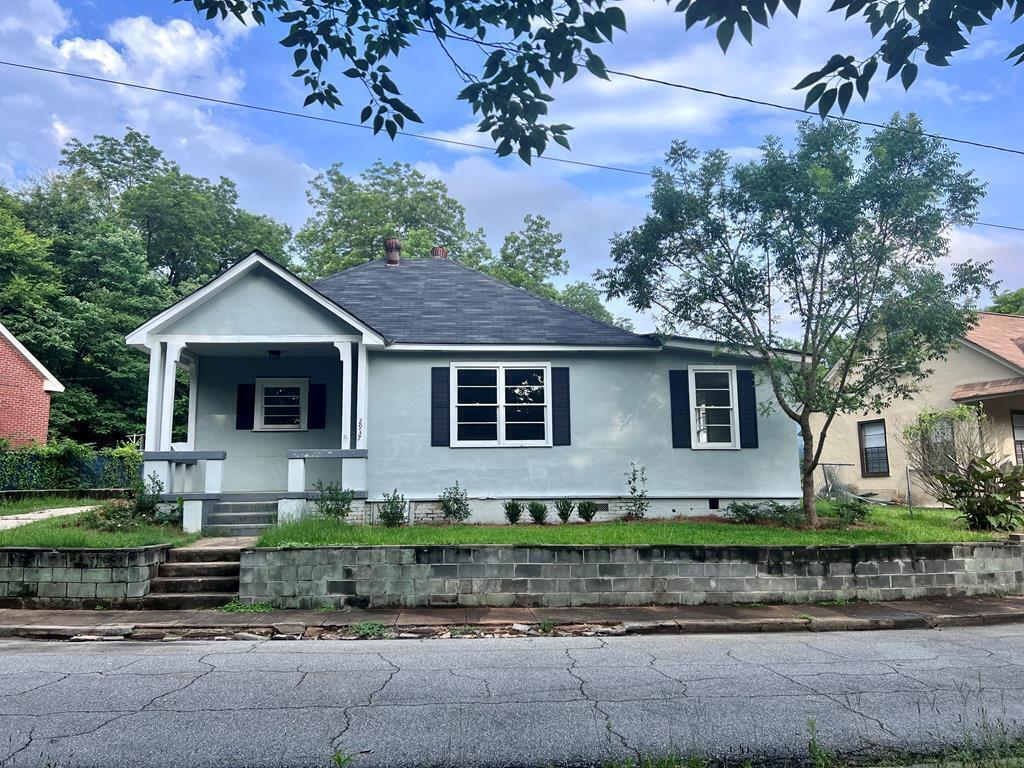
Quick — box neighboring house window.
[451,363,550,447]
[858,419,890,477]
[255,378,308,431]
[689,366,738,449]
[1012,411,1024,465]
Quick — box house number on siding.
[357,418,363,441]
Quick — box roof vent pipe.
[430,245,449,260]
[384,237,402,266]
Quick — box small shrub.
[537,619,555,634]
[311,479,354,521]
[576,500,598,523]
[378,489,406,528]
[503,499,523,525]
[73,473,169,532]
[132,472,165,522]
[527,500,548,525]
[623,462,649,521]
[439,481,471,523]
[725,500,803,527]
[935,455,1024,531]
[830,498,870,525]
[350,621,393,639]
[555,498,574,524]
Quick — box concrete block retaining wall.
[239,542,1024,609]
[0,545,168,608]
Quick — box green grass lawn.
[0,496,104,516]
[0,515,197,548]
[256,506,1003,548]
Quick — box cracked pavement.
[2,625,1024,768]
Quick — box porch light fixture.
[268,349,282,360]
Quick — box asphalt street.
[2,625,1024,768]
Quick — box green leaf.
[794,70,822,90]
[716,21,735,52]
[553,134,571,151]
[804,82,827,109]
[837,81,853,112]
[737,12,753,44]
[606,6,627,30]
[585,52,609,79]
[517,143,533,164]
[360,105,372,122]
[293,49,307,67]
[900,62,918,90]
[781,0,801,15]
[817,87,837,116]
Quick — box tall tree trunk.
[800,419,819,528]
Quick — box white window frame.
[688,364,739,450]
[254,377,309,432]
[449,362,552,448]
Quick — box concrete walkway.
[1,595,1022,640]
[0,505,96,531]
[3,624,1024,767]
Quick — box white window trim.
[449,362,552,448]
[254,377,309,432]
[688,364,739,450]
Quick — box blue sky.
[2,0,1023,329]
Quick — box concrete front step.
[150,575,241,594]
[206,512,277,526]
[202,524,273,537]
[159,561,240,578]
[212,501,278,514]
[141,592,239,609]
[166,548,242,564]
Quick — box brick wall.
[240,541,1024,610]
[0,546,168,608]
[0,334,51,447]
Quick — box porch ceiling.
[186,342,341,358]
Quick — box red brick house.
[0,320,64,447]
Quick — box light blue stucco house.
[126,246,800,532]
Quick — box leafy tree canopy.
[179,0,1021,158]
[599,114,991,525]
[296,160,491,276]
[989,287,1024,316]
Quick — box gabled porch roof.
[125,251,385,349]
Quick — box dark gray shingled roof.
[312,258,658,347]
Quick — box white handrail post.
[204,459,223,494]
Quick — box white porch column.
[158,340,183,451]
[356,343,368,450]
[184,355,198,450]
[144,343,165,451]
[335,341,353,450]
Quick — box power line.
[604,69,1024,159]
[1,58,1023,235]
[0,60,648,178]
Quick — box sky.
[1,0,1023,330]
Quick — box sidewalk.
[0,505,96,531]
[1,594,1022,641]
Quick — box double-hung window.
[254,378,308,431]
[451,363,551,447]
[858,419,889,477]
[689,366,738,449]
[1013,412,1024,465]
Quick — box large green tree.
[0,128,294,444]
[989,288,1024,316]
[488,214,568,301]
[180,0,1021,157]
[296,161,491,276]
[599,115,991,526]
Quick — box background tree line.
[0,128,627,447]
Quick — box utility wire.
[604,69,1024,159]
[2,58,1023,234]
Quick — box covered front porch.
[125,252,384,532]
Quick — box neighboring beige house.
[815,312,1024,505]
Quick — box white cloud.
[0,0,312,228]
[949,228,1024,297]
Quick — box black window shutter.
[235,383,255,430]
[668,370,691,449]
[737,369,759,448]
[308,383,327,429]
[551,367,571,446]
[430,367,450,446]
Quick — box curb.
[2,608,1022,641]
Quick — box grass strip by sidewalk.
[257,507,1001,548]
[0,515,197,548]
[0,496,104,516]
